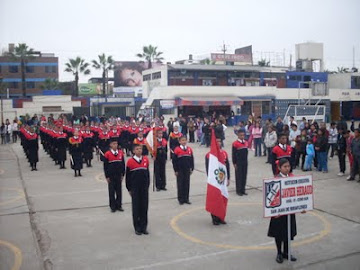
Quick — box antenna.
[220,41,229,65]
[353,45,356,69]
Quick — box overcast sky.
[1,0,359,82]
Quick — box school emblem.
[214,167,226,185]
[265,181,282,208]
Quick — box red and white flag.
[205,130,229,221]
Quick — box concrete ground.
[1,130,360,270]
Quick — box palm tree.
[136,45,164,69]
[258,59,270,67]
[40,78,60,90]
[64,57,90,97]
[9,43,35,97]
[92,54,114,96]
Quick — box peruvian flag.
[205,129,229,221]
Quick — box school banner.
[263,175,313,218]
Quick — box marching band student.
[154,130,168,191]
[169,125,182,159]
[98,127,110,169]
[55,126,68,169]
[232,130,248,196]
[25,126,39,171]
[206,137,230,225]
[268,158,302,264]
[172,135,194,205]
[103,138,125,212]
[82,126,95,167]
[126,144,150,235]
[133,131,148,156]
[272,134,293,176]
[69,130,83,177]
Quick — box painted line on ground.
[0,188,25,207]
[170,202,331,250]
[0,239,22,270]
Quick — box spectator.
[327,122,338,159]
[314,129,328,173]
[264,126,277,164]
[252,121,263,157]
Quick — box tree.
[92,54,114,96]
[200,58,215,65]
[40,78,60,90]
[64,57,90,97]
[336,66,349,73]
[9,43,35,97]
[136,45,164,69]
[258,59,270,67]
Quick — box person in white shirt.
[327,122,338,159]
[12,119,18,143]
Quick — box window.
[45,66,57,73]
[262,101,271,114]
[9,66,19,73]
[152,72,161,80]
[26,82,35,89]
[26,66,35,73]
[241,101,252,116]
[143,74,151,81]
[9,82,18,88]
[352,76,360,89]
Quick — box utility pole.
[221,41,228,65]
[353,46,355,69]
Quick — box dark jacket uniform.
[82,131,95,162]
[98,132,110,162]
[126,156,150,233]
[272,144,292,176]
[104,149,125,211]
[55,132,68,162]
[169,131,182,159]
[172,145,194,204]
[155,138,168,190]
[25,132,39,168]
[69,136,83,170]
[232,139,248,194]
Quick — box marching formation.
[12,112,360,264]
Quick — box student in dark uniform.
[82,126,95,167]
[69,130,83,177]
[98,128,110,168]
[272,134,293,176]
[154,130,168,191]
[133,131,148,156]
[206,137,230,225]
[172,135,194,205]
[103,138,125,212]
[232,130,248,196]
[169,125,182,159]
[126,144,150,235]
[55,126,68,169]
[268,158,303,264]
[25,126,39,171]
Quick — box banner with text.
[263,175,313,218]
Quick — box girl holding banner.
[267,158,297,264]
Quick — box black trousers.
[275,237,289,255]
[296,151,306,170]
[205,135,210,147]
[350,155,360,178]
[131,184,149,232]
[235,163,248,194]
[155,159,166,189]
[177,170,190,203]
[338,149,346,173]
[108,177,122,210]
[267,147,273,163]
[328,143,337,157]
[189,131,195,143]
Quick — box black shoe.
[185,201,192,205]
[239,193,243,196]
[111,209,116,213]
[161,188,167,191]
[243,192,248,196]
[212,220,220,225]
[347,178,355,181]
[142,230,149,235]
[276,254,284,263]
[219,220,227,224]
[135,231,142,235]
[31,168,35,171]
[78,172,82,177]
[117,207,124,212]
[283,253,297,261]
[156,188,161,192]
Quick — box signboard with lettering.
[211,53,252,63]
[263,175,313,218]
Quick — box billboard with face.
[114,61,162,87]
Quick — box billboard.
[263,175,313,218]
[211,53,252,63]
[114,62,162,87]
[78,83,101,95]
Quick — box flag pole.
[287,214,292,263]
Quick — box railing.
[283,104,326,124]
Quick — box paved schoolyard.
[1,130,360,270]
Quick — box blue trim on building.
[285,71,328,88]
[3,78,47,82]
[93,102,132,105]
[0,62,58,66]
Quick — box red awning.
[175,96,243,106]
